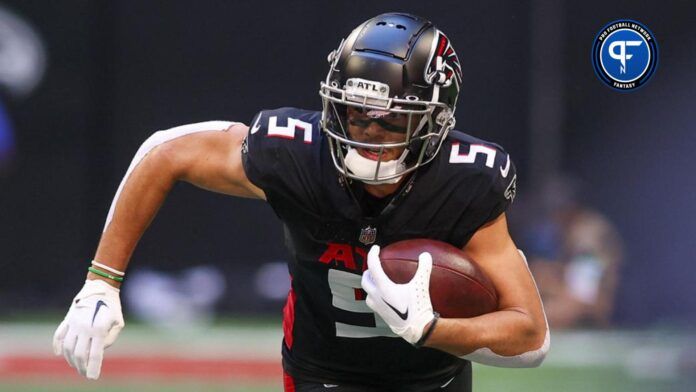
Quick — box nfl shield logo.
[359,226,377,245]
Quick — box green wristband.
[88,266,124,282]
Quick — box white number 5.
[328,269,396,338]
[449,143,496,167]
[267,116,313,144]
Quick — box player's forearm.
[89,145,179,287]
[424,307,546,358]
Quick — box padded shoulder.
[428,130,518,243]
[443,130,517,202]
[242,107,322,193]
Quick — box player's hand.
[52,279,124,380]
[361,245,436,345]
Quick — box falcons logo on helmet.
[424,31,462,88]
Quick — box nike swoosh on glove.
[361,245,436,345]
[52,279,124,380]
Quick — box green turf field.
[2,366,693,392]
[1,321,693,391]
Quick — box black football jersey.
[242,107,517,390]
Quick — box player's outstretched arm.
[53,121,263,379]
[422,213,549,367]
[94,122,263,277]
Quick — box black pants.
[284,363,472,392]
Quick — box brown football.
[380,239,498,318]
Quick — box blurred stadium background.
[0,0,694,391]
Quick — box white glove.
[52,279,125,380]
[361,245,436,345]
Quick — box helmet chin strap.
[344,148,407,184]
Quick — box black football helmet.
[320,13,462,184]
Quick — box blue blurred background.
[0,0,694,390]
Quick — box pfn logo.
[592,20,658,91]
[608,40,642,74]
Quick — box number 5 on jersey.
[251,115,313,144]
[328,269,396,338]
[450,143,512,179]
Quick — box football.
[380,239,498,318]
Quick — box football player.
[53,13,549,391]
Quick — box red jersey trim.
[283,280,297,349]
